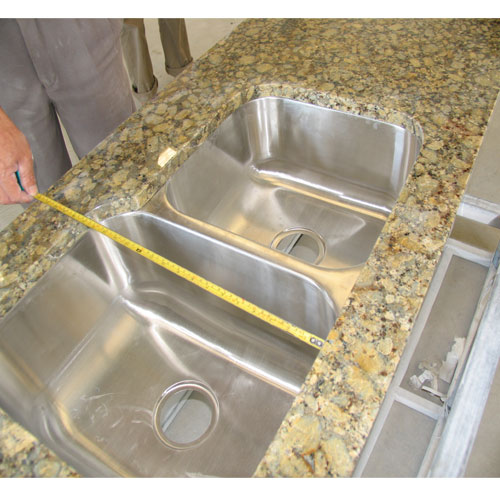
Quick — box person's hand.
[0,107,38,204]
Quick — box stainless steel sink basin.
[0,212,335,477]
[164,97,421,271]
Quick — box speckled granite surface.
[0,19,499,477]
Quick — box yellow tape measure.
[34,193,324,350]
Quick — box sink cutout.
[271,228,326,265]
[154,381,219,450]
[0,96,422,477]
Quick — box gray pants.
[121,19,193,100]
[0,19,136,193]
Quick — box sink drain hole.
[271,228,326,265]
[153,381,219,450]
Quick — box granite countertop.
[1,19,499,477]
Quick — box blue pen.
[15,170,25,191]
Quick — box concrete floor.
[465,92,500,207]
[0,18,244,231]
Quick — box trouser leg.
[121,18,158,99]
[0,19,72,193]
[16,19,136,159]
[158,19,193,76]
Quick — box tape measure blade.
[34,193,324,350]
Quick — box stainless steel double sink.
[0,97,421,476]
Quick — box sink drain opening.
[153,381,219,450]
[271,228,326,265]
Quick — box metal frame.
[427,244,500,477]
[354,221,500,477]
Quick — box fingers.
[0,155,37,205]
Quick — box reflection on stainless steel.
[0,97,421,477]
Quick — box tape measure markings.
[34,193,324,350]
